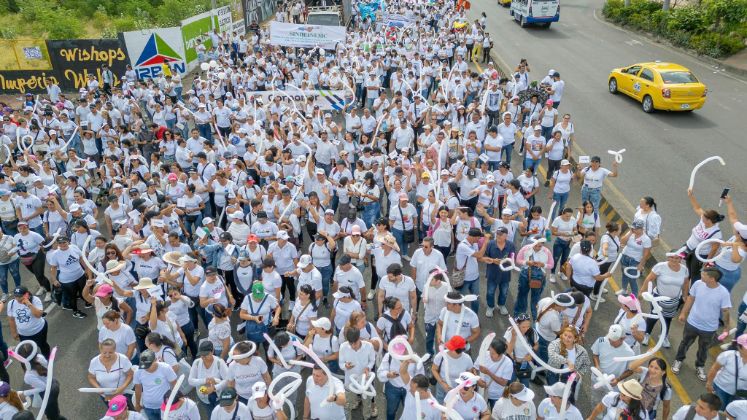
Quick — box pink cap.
[546,99,554,105]
[398,193,408,201]
[106,395,128,416]
[617,293,638,311]
[351,225,361,235]
[95,284,114,297]
[737,334,747,348]
[167,173,178,181]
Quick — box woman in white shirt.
[641,253,689,348]
[491,382,537,420]
[547,159,573,220]
[685,188,724,281]
[208,304,233,360]
[537,382,584,420]
[550,208,577,283]
[595,222,622,299]
[87,338,134,405]
[288,284,318,340]
[619,219,652,296]
[188,340,228,413]
[634,196,662,241]
[706,334,747,410]
[504,314,539,388]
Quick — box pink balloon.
[390,342,406,356]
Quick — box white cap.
[231,211,245,220]
[560,159,571,166]
[277,230,289,240]
[511,385,535,402]
[69,203,81,212]
[297,254,312,269]
[151,219,165,228]
[502,208,513,216]
[606,324,624,341]
[332,290,350,299]
[311,317,331,330]
[315,168,325,175]
[486,175,496,183]
[533,125,542,131]
[250,382,267,400]
[548,69,556,75]
[202,217,214,225]
[544,382,566,397]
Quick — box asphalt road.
[468,0,747,251]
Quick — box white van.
[510,0,559,28]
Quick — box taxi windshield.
[660,71,698,84]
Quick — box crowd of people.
[0,0,746,419]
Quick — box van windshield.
[660,71,699,84]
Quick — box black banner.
[245,0,277,26]
[0,70,55,94]
[46,39,130,92]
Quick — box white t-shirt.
[475,354,514,400]
[714,349,747,394]
[401,391,442,419]
[622,233,652,261]
[456,240,480,282]
[88,353,133,396]
[7,297,45,336]
[209,402,252,420]
[432,352,474,388]
[537,398,583,420]
[378,276,416,312]
[651,262,688,298]
[452,392,488,420]
[305,376,346,419]
[686,219,722,254]
[591,337,634,378]
[673,405,714,420]
[581,167,612,189]
[687,280,731,331]
[98,324,136,355]
[133,363,177,409]
[726,400,747,420]
[569,254,600,288]
[409,248,446,291]
[48,246,86,283]
[226,357,268,398]
[491,398,537,420]
[438,307,479,344]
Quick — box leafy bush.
[603,0,746,58]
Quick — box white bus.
[510,0,559,28]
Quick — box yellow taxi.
[607,62,707,113]
[498,0,511,7]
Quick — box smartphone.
[721,188,730,199]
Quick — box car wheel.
[608,78,618,94]
[542,22,551,28]
[642,95,655,113]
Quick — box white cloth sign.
[247,89,348,111]
[269,22,346,48]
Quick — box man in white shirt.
[339,327,376,419]
[455,228,490,313]
[303,365,346,419]
[409,238,446,301]
[673,267,732,380]
[548,72,565,108]
[591,324,634,404]
[673,393,725,420]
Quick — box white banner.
[214,6,233,33]
[247,89,348,111]
[269,22,346,49]
[232,20,247,36]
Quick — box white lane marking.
[624,39,642,46]
[592,7,747,86]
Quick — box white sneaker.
[36,286,47,296]
[44,293,52,303]
[367,290,375,300]
[485,307,494,318]
[402,255,411,262]
[549,275,556,283]
[671,360,682,373]
[663,337,671,348]
[642,334,649,346]
[697,367,707,381]
[499,305,509,316]
[559,273,568,281]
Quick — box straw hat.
[133,277,156,290]
[617,379,643,400]
[163,252,184,266]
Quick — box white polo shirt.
[305,376,345,419]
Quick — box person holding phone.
[6,285,50,358]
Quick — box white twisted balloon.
[613,282,672,363]
[227,340,257,361]
[558,372,577,419]
[594,251,625,311]
[590,367,615,391]
[476,332,496,401]
[422,268,451,303]
[348,372,376,398]
[42,228,62,248]
[78,387,117,394]
[267,371,303,420]
[607,149,626,164]
[695,238,728,263]
[387,334,430,370]
[507,316,570,375]
[263,333,314,370]
[689,156,725,190]
[162,374,185,420]
[498,256,520,272]
[36,347,58,420]
[6,340,38,370]
[292,341,335,405]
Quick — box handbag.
[398,204,415,243]
[429,357,445,386]
[20,253,36,265]
[451,243,468,288]
[527,263,544,289]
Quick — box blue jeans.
[514,269,544,320]
[425,322,436,355]
[581,186,602,215]
[552,239,571,274]
[541,125,553,141]
[0,260,22,294]
[391,228,409,257]
[552,191,569,219]
[486,271,510,308]
[510,367,530,388]
[502,143,514,164]
[620,254,640,296]
[384,382,406,420]
[737,302,747,337]
[362,202,381,229]
[458,279,480,313]
[714,383,734,410]
[717,265,741,292]
[142,407,161,420]
[318,264,333,299]
[197,123,212,141]
[184,214,203,239]
[524,157,541,173]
